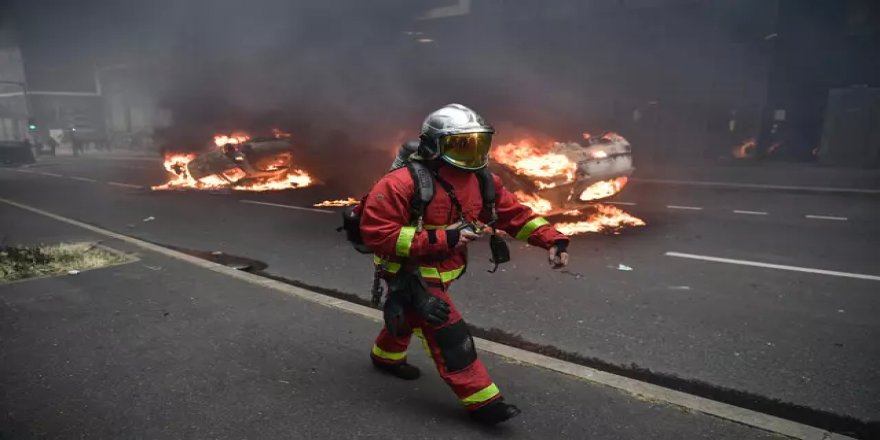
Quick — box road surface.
[1,155,878,432]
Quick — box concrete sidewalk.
[0,204,782,439]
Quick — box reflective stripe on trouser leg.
[415,285,500,408]
[372,325,412,365]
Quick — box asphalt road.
[0,203,779,440]
[2,155,878,426]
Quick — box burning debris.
[554,204,646,235]
[314,198,360,207]
[152,131,314,191]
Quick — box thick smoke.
[13,0,832,189]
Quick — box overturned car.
[153,134,313,191]
[489,132,634,215]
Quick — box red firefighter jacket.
[360,164,568,284]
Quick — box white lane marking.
[38,172,63,177]
[666,252,880,282]
[68,176,97,183]
[0,197,850,440]
[107,181,144,189]
[240,199,334,214]
[13,168,36,173]
[632,177,880,195]
[666,205,703,211]
[805,215,848,221]
[732,210,768,216]
[607,201,637,206]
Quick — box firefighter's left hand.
[548,242,570,269]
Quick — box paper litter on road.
[617,264,633,271]
[67,270,80,275]
[142,216,156,222]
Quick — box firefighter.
[360,103,570,425]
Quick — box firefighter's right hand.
[414,295,451,326]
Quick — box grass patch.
[0,242,129,283]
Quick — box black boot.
[371,357,421,380]
[469,399,521,425]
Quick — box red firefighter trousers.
[370,283,501,410]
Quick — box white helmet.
[418,103,495,170]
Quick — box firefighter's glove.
[548,239,570,269]
[413,294,451,326]
[446,222,481,249]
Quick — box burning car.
[490,132,634,215]
[153,132,313,191]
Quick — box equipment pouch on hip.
[388,269,450,327]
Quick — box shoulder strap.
[405,161,435,230]
[475,167,498,224]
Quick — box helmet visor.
[438,132,492,170]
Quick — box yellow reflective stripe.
[462,383,501,406]
[371,344,407,361]
[374,256,464,283]
[412,328,433,359]
[515,217,550,241]
[424,224,448,230]
[373,255,402,273]
[396,226,416,257]
[418,265,465,283]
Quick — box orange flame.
[732,138,756,159]
[314,197,359,207]
[213,132,250,147]
[579,177,629,202]
[555,204,646,236]
[514,191,553,215]
[491,140,577,189]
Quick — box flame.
[732,138,756,159]
[314,197,360,207]
[579,177,629,201]
[492,140,577,184]
[213,132,250,147]
[514,191,553,215]
[555,204,646,236]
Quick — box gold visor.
[438,132,492,170]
